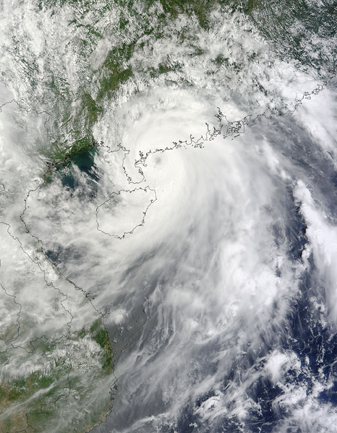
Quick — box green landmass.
[0,319,113,433]
[39,0,336,174]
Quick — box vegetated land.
[0,317,114,433]
[0,225,114,433]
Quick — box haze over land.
[0,0,337,432]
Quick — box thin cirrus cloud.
[0,0,337,430]
[22,78,337,432]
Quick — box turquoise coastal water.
[0,0,336,432]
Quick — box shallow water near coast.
[0,1,337,432]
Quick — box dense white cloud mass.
[20,80,337,432]
[0,87,114,432]
[0,0,337,432]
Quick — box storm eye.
[1,0,336,431]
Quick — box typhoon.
[0,0,337,432]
